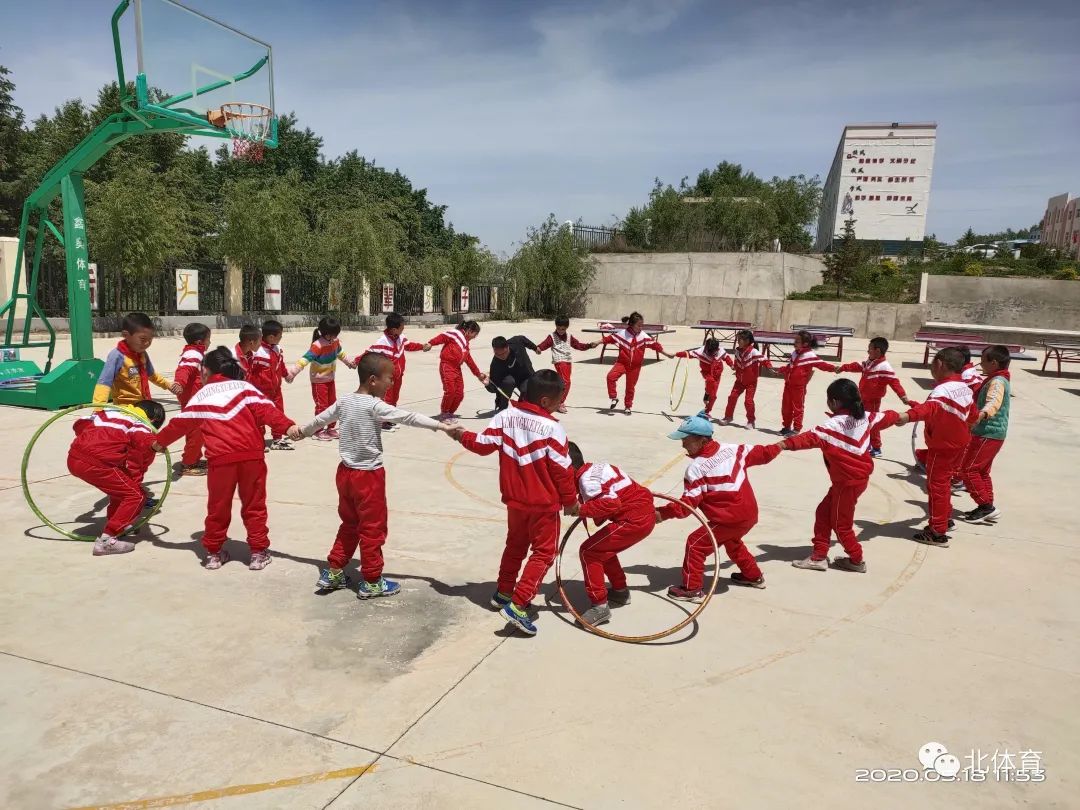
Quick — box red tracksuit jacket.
[784,409,902,484]
[174,344,205,406]
[459,400,576,512]
[961,363,984,394]
[154,376,295,464]
[657,440,781,525]
[906,376,977,451]
[601,329,665,368]
[430,329,483,378]
[250,341,287,398]
[69,410,156,478]
[674,347,724,382]
[723,345,766,386]
[838,357,907,404]
[365,330,424,371]
[575,462,653,524]
[776,348,836,386]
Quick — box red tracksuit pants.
[328,465,388,583]
[703,375,720,414]
[579,506,656,605]
[181,427,204,466]
[781,382,808,431]
[864,397,885,450]
[67,453,146,538]
[440,362,465,415]
[682,520,761,591]
[384,362,406,407]
[203,459,269,553]
[606,361,642,408]
[960,436,1003,507]
[555,362,572,404]
[811,480,868,563]
[500,508,560,608]
[312,381,337,429]
[268,389,287,440]
[925,447,966,534]
[724,381,757,422]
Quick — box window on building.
[911,159,916,164]
[859,158,864,163]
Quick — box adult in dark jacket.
[488,335,540,411]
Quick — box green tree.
[957,227,978,248]
[218,174,307,275]
[0,63,26,234]
[822,218,863,297]
[506,215,595,317]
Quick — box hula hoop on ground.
[555,491,720,643]
[669,355,688,411]
[21,403,172,542]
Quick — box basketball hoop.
[214,102,272,163]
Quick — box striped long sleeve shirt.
[301,393,442,470]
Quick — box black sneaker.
[780,428,796,438]
[960,504,1000,524]
[912,529,950,548]
[609,399,618,411]
[731,572,766,589]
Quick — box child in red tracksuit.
[425,319,487,419]
[66,400,165,556]
[536,315,596,413]
[601,311,666,414]
[453,369,576,636]
[780,378,907,573]
[564,441,656,628]
[153,347,298,570]
[774,330,837,435]
[665,338,724,416]
[364,312,426,427]
[257,320,292,449]
[657,411,781,597]
[721,329,766,429]
[835,336,911,457]
[175,322,211,476]
[904,347,977,547]
[287,316,355,440]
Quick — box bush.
[1054,267,1078,281]
[962,261,984,277]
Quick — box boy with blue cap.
[656,411,781,597]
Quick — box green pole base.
[0,358,103,410]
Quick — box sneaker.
[831,556,866,573]
[317,568,349,589]
[181,464,207,477]
[249,550,272,570]
[381,422,400,432]
[869,447,882,458]
[196,459,209,469]
[780,428,795,438]
[745,422,756,430]
[556,404,568,414]
[578,603,612,627]
[92,535,135,556]
[951,479,966,492]
[312,429,333,442]
[607,587,631,607]
[143,495,159,510]
[609,399,618,411]
[501,602,538,636]
[731,572,766,589]
[271,438,294,450]
[325,428,340,439]
[960,504,1000,524]
[204,549,230,569]
[792,556,828,571]
[357,577,401,599]
[622,407,632,415]
[490,591,513,609]
[667,585,705,601]
[719,417,732,425]
[912,529,950,548]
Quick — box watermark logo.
[855,743,1046,783]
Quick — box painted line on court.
[641,453,684,488]
[68,764,378,810]
[444,450,504,510]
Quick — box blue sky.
[4,0,1079,254]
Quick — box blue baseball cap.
[667,412,714,440]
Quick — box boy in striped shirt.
[302,352,457,597]
[452,369,577,636]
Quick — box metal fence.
[36,260,226,316]
[571,224,621,251]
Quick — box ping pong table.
[914,330,1036,366]
[1040,341,1080,377]
[691,320,754,345]
[790,324,855,361]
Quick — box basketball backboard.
[114,0,276,144]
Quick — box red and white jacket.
[658,440,781,527]
[600,328,665,369]
[784,409,902,484]
[364,330,424,370]
[68,409,156,476]
[837,356,908,405]
[906,376,976,451]
[674,347,724,382]
[154,376,296,466]
[575,462,654,524]
[430,329,483,378]
[174,344,206,406]
[776,348,836,387]
[537,331,591,365]
[239,342,288,398]
[459,400,576,513]
[723,345,766,387]
[961,363,984,394]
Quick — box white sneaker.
[746,422,756,430]
[93,535,135,556]
[719,417,732,425]
[792,555,828,571]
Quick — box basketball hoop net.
[217,102,272,163]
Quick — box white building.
[815,122,937,254]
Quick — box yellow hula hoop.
[669,354,688,411]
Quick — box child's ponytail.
[827,378,865,419]
[203,346,245,380]
[796,329,819,349]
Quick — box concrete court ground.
[0,318,1077,810]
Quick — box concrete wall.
[925,276,1080,332]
